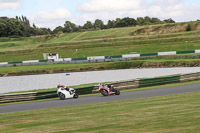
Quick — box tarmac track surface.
[0,83,200,114]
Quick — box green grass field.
[1,21,200,62]
[0,91,199,133]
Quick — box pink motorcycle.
[99,84,120,96]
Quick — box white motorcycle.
[57,85,78,100]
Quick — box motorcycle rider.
[65,87,74,95]
[107,84,113,90]
[102,84,112,94]
[57,85,73,95]
[65,87,69,91]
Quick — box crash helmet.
[57,84,61,88]
[57,84,64,88]
[107,84,111,88]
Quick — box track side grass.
[0,91,199,133]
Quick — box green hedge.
[139,75,180,87]
[36,90,57,100]
[74,86,94,94]
[37,90,57,94]
[35,94,58,100]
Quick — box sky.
[0,0,200,29]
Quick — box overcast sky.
[0,0,200,29]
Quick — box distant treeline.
[0,16,52,37]
[0,16,175,37]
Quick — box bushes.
[186,24,191,31]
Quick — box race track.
[0,83,200,114]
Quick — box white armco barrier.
[0,62,8,65]
[158,51,176,56]
[22,60,39,63]
[63,58,72,61]
[54,59,64,62]
[122,54,140,58]
[87,56,105,60]
[195,50,200,53]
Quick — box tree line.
[0,16,52,37]
[54,16,175,34]
[0,16,175,37]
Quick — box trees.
[63,21,77,33]
[0,17,24,37]
[0,22,6,37]
[94,19,104,29]
[53,26,64,34]
[0,15,177,37]
[0,16,53,37]
[16,16,31,36]
[186,24,191,31]
[115,17,137,27]
[151,17,163,24]
[83,21,93,30]
[136,17,145,25]
[143,16,152,25]
[164,18,176,23]
[107,20,115,29]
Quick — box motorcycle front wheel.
[101,90,108,96]
[73,93,78,98]
[115,89,120,95]
[58,92,65,100]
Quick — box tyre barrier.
[0,92,37,104]
[139,75,180,87]
[180,72,200,82]
[1,72,200,104]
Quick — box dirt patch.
[35,34,64,39]
[9,120,36,125]
[70,32,87,41]
[131,21,200,35]
[0,125,6,129]
[194,44,200,46]
[1,120,37,130]
[194,115,200,118]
